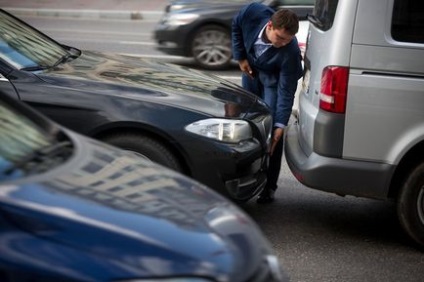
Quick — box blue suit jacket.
[232,2,303,127]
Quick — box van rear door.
[298,0,358,158]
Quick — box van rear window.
[309,0,338,31]
[391,0,424,44]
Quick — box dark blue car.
[0,92,288,281]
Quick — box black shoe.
[256,189,275,204]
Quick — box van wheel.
[101,133,184,173]
[191,25,232,70]
[397,162,424,249]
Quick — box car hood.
[0,132,271,280]
[37,50,268,119]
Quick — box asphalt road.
[16,14,424,282]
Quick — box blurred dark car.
[154,0,314,69]
[0,90,288,281]
[0,9,273,202]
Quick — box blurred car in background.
[154,0,314,70]
[0,90,288,281]
[0,9,273,202]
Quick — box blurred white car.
[293,20,309,117]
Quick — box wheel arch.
[89,122,192,175]
[389,140,424,199]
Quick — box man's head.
[266,9,299,48]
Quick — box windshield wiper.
[52,52,73,68]
[21,65,50,71]
[4,141,73,176]
[21,53,76,71]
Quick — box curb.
[3,7,163,21]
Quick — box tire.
[101,133,184,173]
[397,162,424,249]
[191,25,232,70]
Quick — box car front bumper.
[184,137,269,202]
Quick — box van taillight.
[320,66,349,113]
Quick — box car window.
[0,98,62,180]
[0,10,68,70]
[310,0,338,31]
[391,0,424,44]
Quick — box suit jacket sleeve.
[275,43,303,126]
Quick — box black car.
[0,90,288,281]
[154,0,314,69]
[0,9,273,202]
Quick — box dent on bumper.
[284,123,394,199]
[191,143,269,202]
[225,156,268,201]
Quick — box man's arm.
[270,55,301,155]
[274,47,303,127]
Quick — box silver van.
[285,0,424,249]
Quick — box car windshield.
[0,10,68,70]
[0,98,70,180]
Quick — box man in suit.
[232,2,303,204]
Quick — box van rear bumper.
[284,123,395,200]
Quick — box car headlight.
[163,13,199,26]
[185,118,252,143]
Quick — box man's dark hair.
[271,9,299,35]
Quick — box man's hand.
[238,59,254,79]
[270,127,284,156]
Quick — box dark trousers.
[241,73,284,191]
[266,135,284,191]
